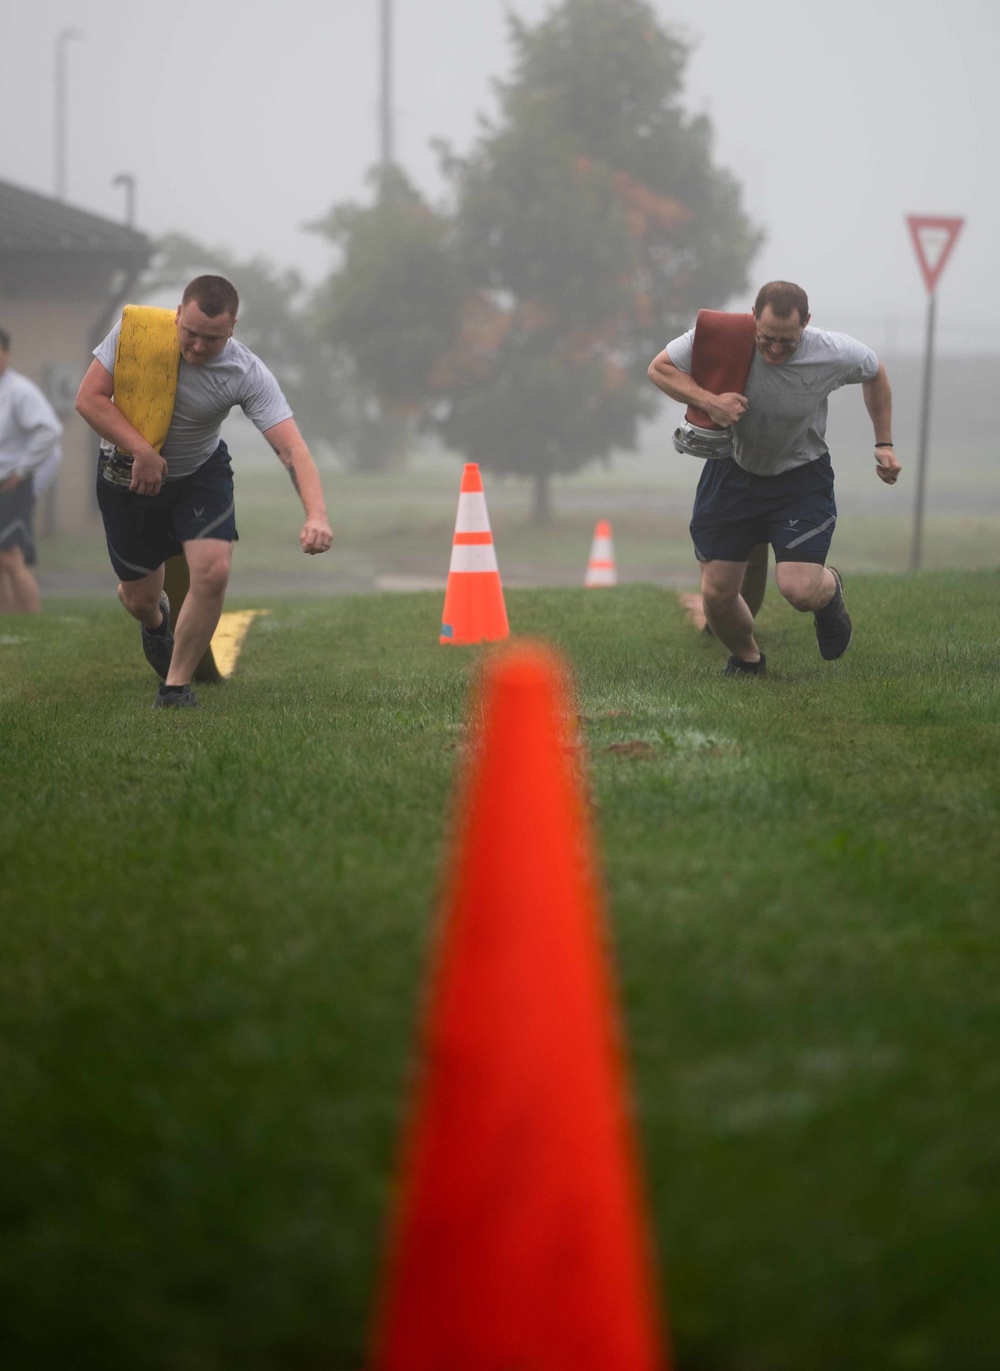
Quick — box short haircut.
[0,327,10,352]
[754,281,809,325]
[181,275,240,319]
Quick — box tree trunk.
[532,468,553,526]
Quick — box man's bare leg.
[678,591,709,631]
[0,545,41,614]
[776,561,852,660]
[117,566,167,628]
[165,539,233,686]
[683,542,769,633]
[740,542,769,617]
[774,560,836,611]
[701,558,762,662]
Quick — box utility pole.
[55,28,84,200]
[380,0,394,171]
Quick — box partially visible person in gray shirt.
[0,327,63,615]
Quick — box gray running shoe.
[723,653,766,676]
[141,591,174,680]
[672,421,734,460]
[153,683,199,709]
[814,568,852,660]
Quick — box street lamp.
[112,173,136,227]
[55,27,84,200]
[380,0,393,170]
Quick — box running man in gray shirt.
[648,280,901,676]
[76,274,333,708]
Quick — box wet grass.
[1,572,999,1368]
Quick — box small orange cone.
[440,463,509,644]
[585,518,617,587]
[370,642,670,1371]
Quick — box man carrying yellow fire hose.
[76,275,332,708]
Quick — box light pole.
[112,173,136,227]
[55,27,84,200]
[380,0,393,170]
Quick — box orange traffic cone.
[440,463,509,644]
[370,642,671,1371]
[585,518,617,587]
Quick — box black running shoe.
[153,683,199,710]
[723,653,766,676]
[814,568,852,660]
[141,591,174,680]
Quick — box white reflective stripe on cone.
[591,537,612,559]
[586,566,616,586]
[449,542,500,573]
[455,492,492,533]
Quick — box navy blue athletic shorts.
[690,453,837,565]
[0,475,37,565]
[96,440,239,582]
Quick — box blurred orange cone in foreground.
[585,518,617,587]
[440,463,509,644]
[371,642,670,1371]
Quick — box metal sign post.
[905,214,964,572]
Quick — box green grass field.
[2,573,1000,1370]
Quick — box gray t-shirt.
[665,326,879,476]
[0,368,63,481]
[93,323,293,480]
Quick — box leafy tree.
[308,0,760,513]
[309,166,465,470]
[434,0,762,521]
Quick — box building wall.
[0,263,144,536]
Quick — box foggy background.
[2,0,997,357]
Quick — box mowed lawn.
[1,572,999,1371]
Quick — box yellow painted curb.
[209,609,270,679]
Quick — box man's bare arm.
[862,362,901,486]
[647,349,748,427]
[75,359,167,495]
[263,417,333,555]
